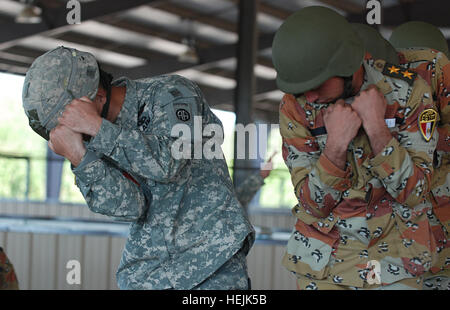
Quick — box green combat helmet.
[389,21,450,58]
[22,46,99,140]
[351,23,399,65]
[271,6,365,95]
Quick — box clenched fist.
[324,99,362,146]
[323,100,362,170]
[351,85,392,155]
[48,125,86,167]
[58,96,102,137]
[351,84,387,132]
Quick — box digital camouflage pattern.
[72,75,255,289]
[235,173,265,208]
[280,53,440,288]
[0,247,18,290]
[397,48,450,287]
[192,247,249,290]
[22,46,99,140]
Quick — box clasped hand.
[324,84,387,144]
[323,84,390,157]
[48,96,102,167]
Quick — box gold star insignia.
[388,65,400,74]
[402,70,414,79]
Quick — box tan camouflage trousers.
[423,270,450,290]
[296,275,423,290]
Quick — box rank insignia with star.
[382,63,417,86]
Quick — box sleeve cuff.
[316,153,352,191]
[87,118,121,156]
[72,150,106,184]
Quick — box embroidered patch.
[418,109,438,142]
[382,63,417,86]
[176,108,191,122]
[138,115,150,131]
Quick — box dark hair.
[97,62,113,118]
[97,62,113,91]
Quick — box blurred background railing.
[0,200,297,290]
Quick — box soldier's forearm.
[323,139,348,170]
[73,154,148,221]
[364,121,392,155]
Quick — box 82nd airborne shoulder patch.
[418,109,438,142]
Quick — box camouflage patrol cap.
[389,21,450,58]
[351,23,399,65]
[271,6,364,94]
[22,46,100,140]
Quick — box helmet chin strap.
[99,69,113,119]
[100,85,112,119]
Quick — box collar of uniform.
[111,76,138,126]
[361,59,393,94]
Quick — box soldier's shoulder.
[280,93,308,114]
[398,47,447,64]
[137,75,200,97]
[376,60,418,87]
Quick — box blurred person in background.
[0,247,19,290]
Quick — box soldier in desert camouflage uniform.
[389,21,450,290]
[22,46,255,290]
[272,7,440,289]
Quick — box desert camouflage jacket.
[280,53,440,287]
[0,247,18,290]
[397,48,450,274]
[73,75,255,289]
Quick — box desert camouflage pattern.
[296,273,424,290]
[72,75,255,289]
[235,173,265,208]
[423,274,450,290]
[397,48,450,288]
[0,247,18,290]
[279,53,440,288]
[22,46,99,140]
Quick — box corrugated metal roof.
[0,0,446,118]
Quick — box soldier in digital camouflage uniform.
[389,21,450,290]
[272,6,440,290]
[22,46,255,290]
[0,247,19,290]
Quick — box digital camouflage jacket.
[73,75,255,289]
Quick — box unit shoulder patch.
[176,108,191,122]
